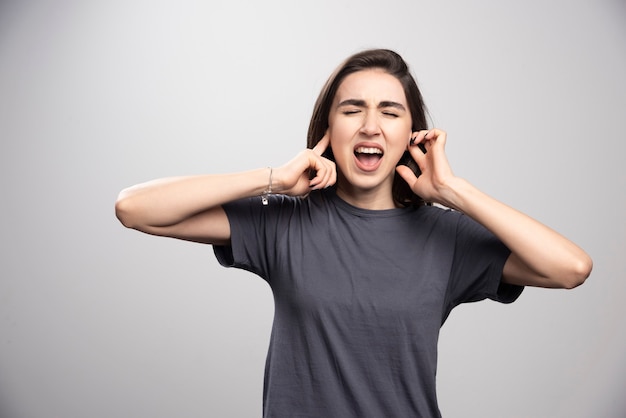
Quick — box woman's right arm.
[115,134,335,246]
[115,169,272,245]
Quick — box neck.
[335,181,397,210]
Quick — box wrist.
[437,177,474,212]
[261,167,273,205]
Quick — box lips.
[354,144,383,171]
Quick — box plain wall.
[1,0,625,417]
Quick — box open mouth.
[354,146,383,169]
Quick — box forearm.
[441,177,592,288]
[115,168,270,229]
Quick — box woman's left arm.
[440,177,592,288]
[397,129,593,289]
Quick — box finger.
[424,128,447,149]
[408,131,428,162]
[409,130,429,153]
[322,160,337,188]
[308,155,330,188]
[314,159,336,189]
[308,158,324,188]
[396,164,418,186]
[312,132,330,156]
[310,156,337,190]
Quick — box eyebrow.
[337,99,407,111]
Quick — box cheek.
[329,119,354,136]
[328,124,352,151]
[385,124,412,146]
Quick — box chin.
[347,171,393,192]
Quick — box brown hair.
[307,49,429,207]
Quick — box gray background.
[1,0,624,417]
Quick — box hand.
[273,133,337,197]
[396,128,457,206]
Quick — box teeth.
[355,147,383,155]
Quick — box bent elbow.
[115,191,138,229]
[562,255,593,289]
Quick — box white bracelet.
[261,167,273,205]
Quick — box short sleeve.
[213,194,292,282]
[442,213,523,322]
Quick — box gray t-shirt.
[214,189,522,417]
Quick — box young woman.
[116,49,592,417]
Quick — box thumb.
[396,165,417,185]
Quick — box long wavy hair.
[307,48,429,207]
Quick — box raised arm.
[396,129,593,289]
[116,169,270,245]
[115,135,336,245]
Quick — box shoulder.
[222,193,323,234]
[408,204,462,226]
[223,193,304,215]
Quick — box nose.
[359,111,381,136]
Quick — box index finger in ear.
[312,132,330,156]
[408,131,428,154]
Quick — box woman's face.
[328,69,412,203]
